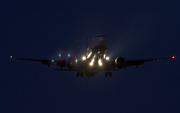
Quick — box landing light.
[99,62,102,66]
[172,56,175,59]
[59,54,61,57]
[106,57,109,60]
[87,52,92,58]
[52,59,54,62]
[10,56,12,59]
[104,54,106,58]
[89,62,93,66]
[82,56,86,60]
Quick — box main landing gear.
[77,72,83,77]
[105,72,112,77]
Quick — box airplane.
[9,34,175,78]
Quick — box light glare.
[52,60,54,62]
[90,62,93,66]
[104,54,106,58]
[87,52,92,58]
[82,56,86,60]
[99,62,102,66]
[106,57,109,60]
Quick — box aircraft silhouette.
[9,34,175,78]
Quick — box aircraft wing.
[9,56,66,67]
[125,56,175,67]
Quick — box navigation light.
[75,60,77,63]
[52,59,54,62]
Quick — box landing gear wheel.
[76,72,79,77]
[80,72,83,77]
[109,72,112,77]
[105,72,107,77]
[105,72,112,77]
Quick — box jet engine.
[115,57,126,69]
[67,57,78,69]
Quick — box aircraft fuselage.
[82,34,111,77]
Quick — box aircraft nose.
[98,37,105,42]
[97,37,107,45]
[99,38,104,42]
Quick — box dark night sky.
[1,0,180,113]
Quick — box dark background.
[1,0,180,113]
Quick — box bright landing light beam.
[98,59,102,66]
[106,57,109,60]
[87,52,92,58]
[99,62,102,66]
[90,62,93,66]
[82,56,86,60]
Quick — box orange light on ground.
[172,56,175,59]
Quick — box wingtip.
[9,55,13,59]
[172,56,175,59]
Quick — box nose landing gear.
[77,72,83,77]
[105,72,112,77]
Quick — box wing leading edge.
[9,56,66,67]
[9,55,175,70]
[125,56,175,67]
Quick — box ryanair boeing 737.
[9,34,175,78]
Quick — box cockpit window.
[95,35,106,38]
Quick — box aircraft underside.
[76,70,112,78]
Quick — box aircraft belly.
[84,70,98,78]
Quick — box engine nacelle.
[67,57,78,69]
[115,57,126,69]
